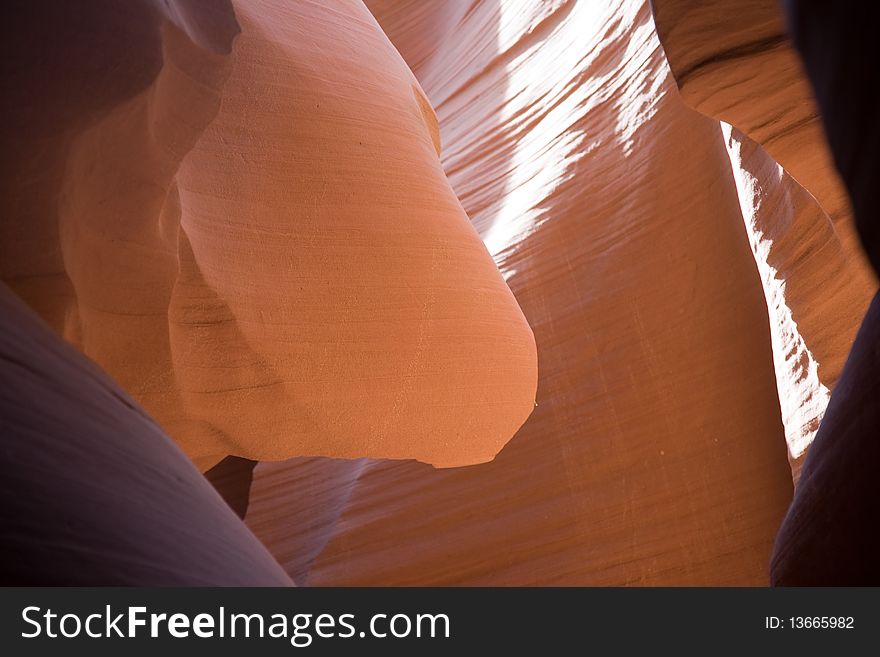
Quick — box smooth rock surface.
[247,0,795,585]
[0,0,537,470]
[5,0,873,587]
[0,285,291,585]
[651,0,877,476]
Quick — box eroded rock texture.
[652,0,877,478]
[205,456,258,519]
[246,0,796,585]
[3,0,876,586]
[1,0,537,472]
[770,0,880,585]
[651,0,867,257]
[0,285,291,585]
[0,0,292,585]
[652,0,880,585]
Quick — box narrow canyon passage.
[2,0,877,586]
[248,0,831,585]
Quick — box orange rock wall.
[5,0,869,586]
[651,0,877,477]
[247,0,795,585]
[1,0,537,470]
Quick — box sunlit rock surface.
[246,0,796,585]
[0,0,537,471]
[651,0,880,584]
[652,0,877,479]
[3,0,875,586]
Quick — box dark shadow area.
[772,0,880,585]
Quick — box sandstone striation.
[246,0,796,585]
[651,0,877,478]
[0,286,291,585]
[0,0,537,471]
[2,0,876,587]
[651,0,880,584]
[770,0,880,585]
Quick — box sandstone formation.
[721,127,854,480]
[205,456,258,519]
[2,0,876,586]
[246,0,797,585]
[0,286,291,585]
[651,0,880,585]
[172,0,537,469]
[770,0,880,585]
[651,0,877,477]
[772,291,880,584]
[650,0,871,276]
[1,0,538,472]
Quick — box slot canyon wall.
[1,0,876,584]
[247,0,863,586]
[1,0,538,473]
[652,0,880,584]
